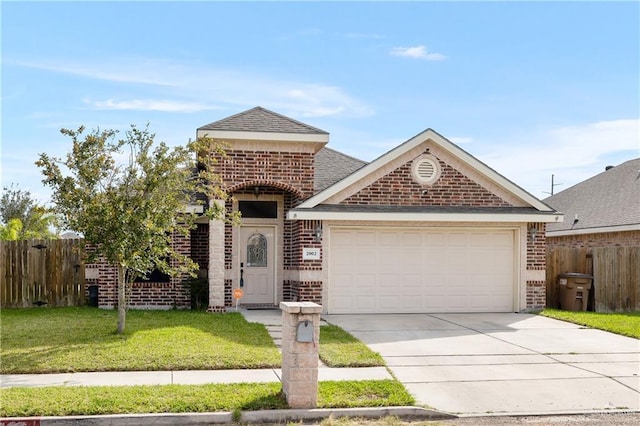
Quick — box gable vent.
[411,155,441,185]
[417,161,435,179]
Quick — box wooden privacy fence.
[546,246,640,313]
[1,239,86,308]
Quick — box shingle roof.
[314,147,367,192]
[544,158,640,232]
[198,106,328,135]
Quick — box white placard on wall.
[302,247,321,260]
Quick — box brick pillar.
[280,301,321,409]
[208,199,226,312]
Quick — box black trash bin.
[558,273,593,311]
[88,285,99,307]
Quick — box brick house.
[87,107,563,312]
[543,159,639,312]
[193,107,562,314]
[544,158,640,249]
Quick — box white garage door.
[329,227,515,314]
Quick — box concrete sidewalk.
[0,366,392,388]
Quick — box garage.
[328,227,516,314]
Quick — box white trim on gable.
[297,128,555,212]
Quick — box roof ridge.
[197,106,328,135]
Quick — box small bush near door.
[183,278,208,310]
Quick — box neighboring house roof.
[314,147,367,192]
[290,128,561,223]
[544,158,640,236]
[198,106,328,135]
[60,231,81,239]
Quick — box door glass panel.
[247,233,267,267]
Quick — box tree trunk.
[117,265,127,334]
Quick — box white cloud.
[9,57,373,119]
[6,58,177,87]
[478,118,640,197]
[390,45,446,61]
[88,99,221,113]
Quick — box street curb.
[241,406,455,423]
[1,406,455,425]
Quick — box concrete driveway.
[322,313,640,416]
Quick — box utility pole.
[544,174,563,196]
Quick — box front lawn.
[540,309,640,339]
[0,307,385,373]
[0,307,281,373]
[0,380,414,417]
[319,325,385,367]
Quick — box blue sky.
[2,1,639,204]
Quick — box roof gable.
[340,153,513,207]
[545,158,640,233]
[297,128,555,213]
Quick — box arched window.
[247,233,267,267]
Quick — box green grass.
[319,380,414,408]
[0,380,414,417]
[1,307,384,373]
[320,325,385,367]
[540,309,640,339]
[0,307,281,373]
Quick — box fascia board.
[287,210,564,223]
[547,223,640,237]
[196,129,329,143]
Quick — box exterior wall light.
[529,226,537,243]
[314,225,323,242]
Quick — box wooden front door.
[239,226,275,305]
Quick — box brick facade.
[191,224,209,272]
[546,230,640,249]
[525,222,547,309]
[204,144,324,309]
[526,280,546,309]
[85,231,192,309]
[216,150,314,199]
[343,156,511,207]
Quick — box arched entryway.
[226,182,303,308]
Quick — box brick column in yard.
[208,199,226,312]
[280,301,322,408]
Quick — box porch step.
[239,308,326,366]
[265,325,282,350]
